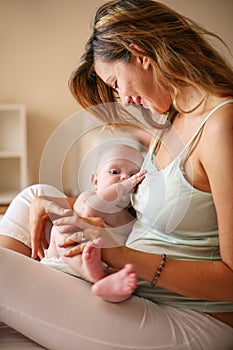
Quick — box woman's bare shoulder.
[202,101,233,147]
[205,100,233,129]
[199,100,233,175]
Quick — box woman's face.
[94,53,172,115]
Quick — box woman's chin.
[145,105,161,115]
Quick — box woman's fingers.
[53,214,87,233]
[30,198,73,259]
[56,214,118,256]
[31,234,48,260]
[31,216,48,259]
[63,242,86,257]
[44,200,73,219]
[58,238,76,248]
[59,235,87,257]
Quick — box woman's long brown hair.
[69,0,233,128]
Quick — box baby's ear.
[91,173,98,191]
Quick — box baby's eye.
[109,169,119,175]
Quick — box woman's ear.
[91,173,98,191]
[129,43,151,70]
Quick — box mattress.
[0,322,46,349]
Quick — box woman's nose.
[120,95,133,106]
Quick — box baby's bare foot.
[82,237,105,282]
[92,263,137,298]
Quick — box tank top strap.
[179,99,233,158]
[150,100,233,160]
[150,130,163,157]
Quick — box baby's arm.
[74,170,146,219]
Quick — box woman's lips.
[134,96,142,105]
[131,97,151,111]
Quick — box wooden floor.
[0,206,8,215]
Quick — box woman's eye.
[112,81,118,90]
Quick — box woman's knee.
[19,184,64,202]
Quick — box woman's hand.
[55,215,102,257]
[30,197,73,260]
[56,215,119,257]
[59,237,87,257]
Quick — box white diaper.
[41,251,81,278]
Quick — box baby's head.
[92,144,144,192]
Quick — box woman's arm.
[201,107,233,271]
[101,246,233,302]
[61,231,232,302]
[59,220,233,303]
[103,107,233,303]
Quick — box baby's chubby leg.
[81,237,106,282]
[50,226,83,275]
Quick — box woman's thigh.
[1,248,232,350]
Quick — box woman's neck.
[174,86,209,115]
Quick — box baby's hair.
[96,143,144,172]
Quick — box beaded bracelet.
[151,254,167,288]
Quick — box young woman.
[0,1,233,349]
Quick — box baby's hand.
[119,169,147,196]
[129,169,147,191]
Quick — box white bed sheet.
[0,322,46,349]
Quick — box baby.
[41,144,146,302]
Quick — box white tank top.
[127,100,233,312]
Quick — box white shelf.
[0,151,22,158]
[0,104,28,204]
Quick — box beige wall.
[0,0,232,193]
[0,0,104,189]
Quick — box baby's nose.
[120,173,129,180]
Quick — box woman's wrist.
[101,245,163,284]
[101,245,127,270]
[30,197,47,221]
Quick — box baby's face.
[94,158,140,193]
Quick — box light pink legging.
[0,185,233,350]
